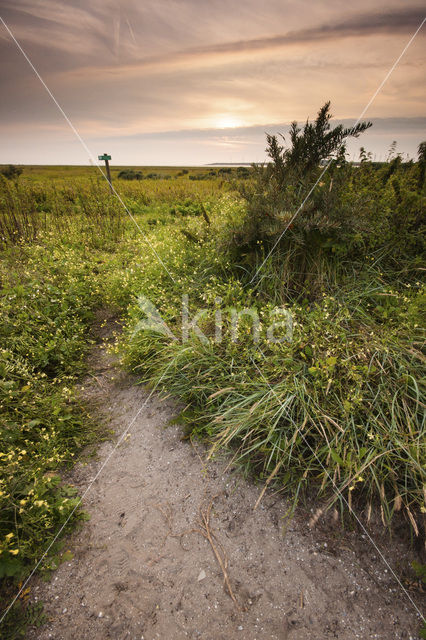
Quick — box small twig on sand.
[197,495,245,611]
[150,495,244,611]
[87,373,106,388]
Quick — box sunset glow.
[0,1,425,164]
[214,116,245,129]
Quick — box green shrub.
[0,166,22,181]
[118,169,143,180]
[233,105,424,297]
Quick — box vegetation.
[0,106,424,634]
[0,166,22,181]
[118,169,144,180]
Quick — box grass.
[0,162,424,635]
[120,230,425,526]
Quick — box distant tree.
[1,165,22,180]
[118,169,143,180]
[237,167,251,178]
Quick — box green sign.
[98,154,111,161]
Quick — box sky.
[0,1,425,165]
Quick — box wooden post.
[98,153,113,193]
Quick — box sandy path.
[28,327,422,640]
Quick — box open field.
[0,165,234,181]
[0,146,425,637]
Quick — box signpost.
[98,153,113,193]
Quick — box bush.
[0,165,22,180]
[236,167,251,178]
[233,104,424,297]
[118,169,143,180]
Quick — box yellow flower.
[9,549,19,555]
[5,533,14,540]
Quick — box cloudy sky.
[0,1,425,165]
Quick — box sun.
[215,115,243,129]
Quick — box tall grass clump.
[0,177,42,246]
[122,264,425,528]
[0,177,125,249]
